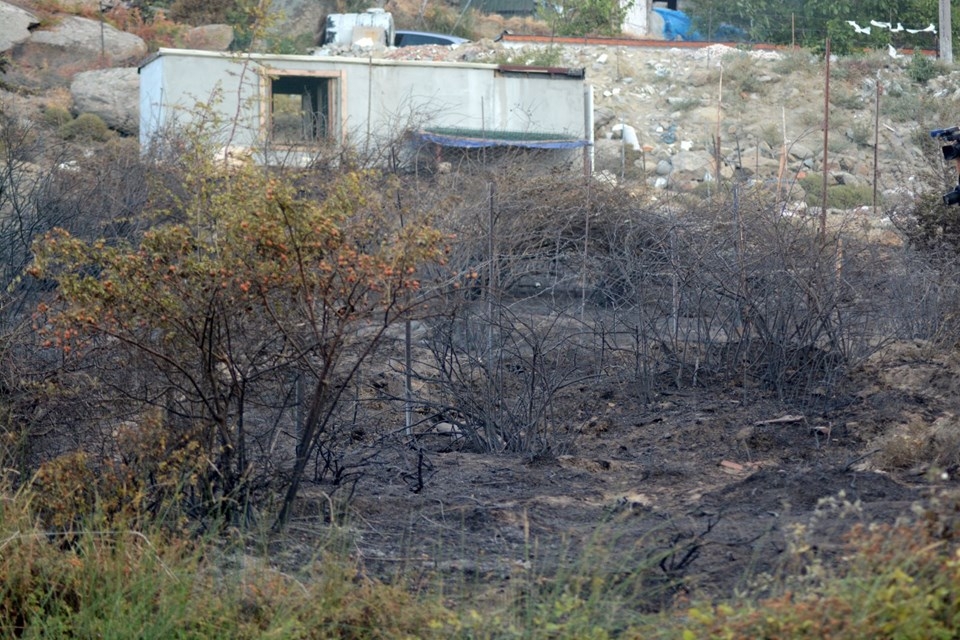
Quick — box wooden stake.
[715,63,723,183]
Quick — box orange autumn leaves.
[30,167,447,354]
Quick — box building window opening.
[270,76,333,144]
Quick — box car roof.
[394,30,469,44]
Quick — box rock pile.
[329,35,940,201]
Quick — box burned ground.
[275,329,953,607]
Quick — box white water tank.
[323,8,395,47]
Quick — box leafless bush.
[407,166,954,431]
[0,109,156,476]
[403,170,640,453]
[12,109,960,523]
[417,300,596,454]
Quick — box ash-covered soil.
[278,338,955,605]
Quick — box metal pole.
[485,182,499,451]
[487,182,495,362]
[583,84,593,177]
[873,71,881,216]
[820,37,830,242]
[581,184,590,323]
[404,320,412,437]
[620,118,627,182]
[365,55,373,157]
[99,2,106,62]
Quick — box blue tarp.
[653,8,702,41]
[414,128,590,150]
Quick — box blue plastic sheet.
[653,8,702,41]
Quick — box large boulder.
[669,149,716,182]
[29,16,147,63]
[182,24,234,51]
[70,67,139,135]
[0,2,39,53]
[268,0,328,44]
[789,142,817,163]
[730,152,783,179]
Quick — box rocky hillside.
[395,38,960,213]
[2,0,960,214]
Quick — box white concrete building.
[139,48,593,170]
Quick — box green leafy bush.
[829,90,864,111]
[907,50,944,84]
[42,105,73,128]
[685,0,944,54]
[59,113,111,141]
[538,0,633,37]
[800,173,874,209]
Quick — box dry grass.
[5,464,960,639]
[877,414,960,473]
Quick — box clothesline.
[846,20,937,36]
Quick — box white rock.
[610,123,640,151]
[594,170,618,185]
[0,2,38,53]
[70,67,139,135]
[30,16,147,61]
[181,24,234,51]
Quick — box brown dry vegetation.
[5,0,960,636]
[9,131,960,617]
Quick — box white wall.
[621,0,650,37]
[139,49,589,162]
[138,53,165,150]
